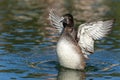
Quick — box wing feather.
[49,9,64,33]
[77,20,114,57]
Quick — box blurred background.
[0,0,120,80]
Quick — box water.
[0,0,120,80]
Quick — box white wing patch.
[77,20,114,57]
[49,9,64,34]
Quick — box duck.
[48,9,114,70]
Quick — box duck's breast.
[57,38,84,69]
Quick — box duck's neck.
[65,26,73,32]
[59,26,71,38]
[60,25,77,41]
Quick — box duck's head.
[62,14,74,27]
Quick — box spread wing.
[49,9,64,34]
[77,20,114,58]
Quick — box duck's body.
[57,27,85,70]
[49,9,114,70]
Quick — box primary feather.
[77,20,114,57]
[49,9,64,34]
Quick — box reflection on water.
[0,0,120,80]
[57,67,85,80]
